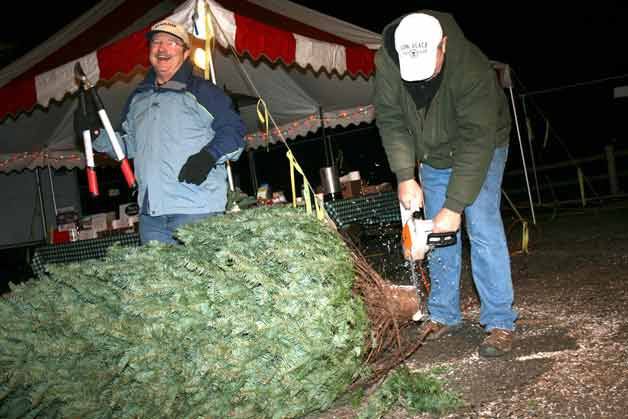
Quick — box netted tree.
[0,206,423,418]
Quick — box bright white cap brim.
[399,49,438,81]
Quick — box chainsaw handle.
[412,207,425,220]
[427,231,457,247]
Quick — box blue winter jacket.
[94,61,246,215]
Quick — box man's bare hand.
[432,207,462,233]
[398,179,423,210]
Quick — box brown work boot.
[479,328,513,358]
[418,320,449,342]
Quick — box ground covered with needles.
[316,203,628,418]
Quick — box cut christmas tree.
[0,206,422,418]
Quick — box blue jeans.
[139,213,218,244]
[420,146,517,331]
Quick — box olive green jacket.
[374,10,511,212]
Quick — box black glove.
[178,149,216,185]
[73,99,102,139]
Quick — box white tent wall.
[0,169,81,248]
[212,52,375,149]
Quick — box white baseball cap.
[147,20,190,48]
[394,13,443,82]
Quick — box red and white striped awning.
[0,0,378,121]
[0,0,381,171]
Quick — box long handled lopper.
[75,62,136,196]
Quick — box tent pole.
[47,164,58,216]
[248,149,259,193]
[319,107,334,167]
[508,86,537,225]
[35,168,48,243]
[521,98,542,205]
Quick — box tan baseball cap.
[147,20,190,47]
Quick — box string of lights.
[245,105,374,149]
[0,151,85,171]
[0,104,376,168]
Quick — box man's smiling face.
[149,32,190,84]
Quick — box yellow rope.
[256,99,270,150]
[502,189,530,255]
[521,220,529,254]
[286,150,324,220]
[202,0,323,220]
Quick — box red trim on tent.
[0,0,376,120]
[0,77,36,120]
[98,28,152,80]
[345,45,375,77]
[234,14,296,64]
[229,2,375,76]
[30,0,169,77]
[217,0,361,48]
[0,0,171,120]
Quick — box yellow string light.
[244,105,374,147]
[0,151,84,169]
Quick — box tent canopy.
[0,0,382,172]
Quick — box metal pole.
[521,98,542,205]
[577,167,586,207]
[47,164,58,216]
[35,168,48,243]
[248,149,258,193]
[319,107,333,167]
[508,86,536,225]
[605,144,619,195]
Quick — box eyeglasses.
[150,38,184,48]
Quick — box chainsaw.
[400,201,457,321]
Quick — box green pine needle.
[0,207,368,418]
[358,366,461,418]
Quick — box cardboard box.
[112,219,130,230]
[90,213,109,233]
[79,216,93,230]
[341,180,362,199]
[361,182,393,196]
[339,171,361,183]
[78,229,98,240]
